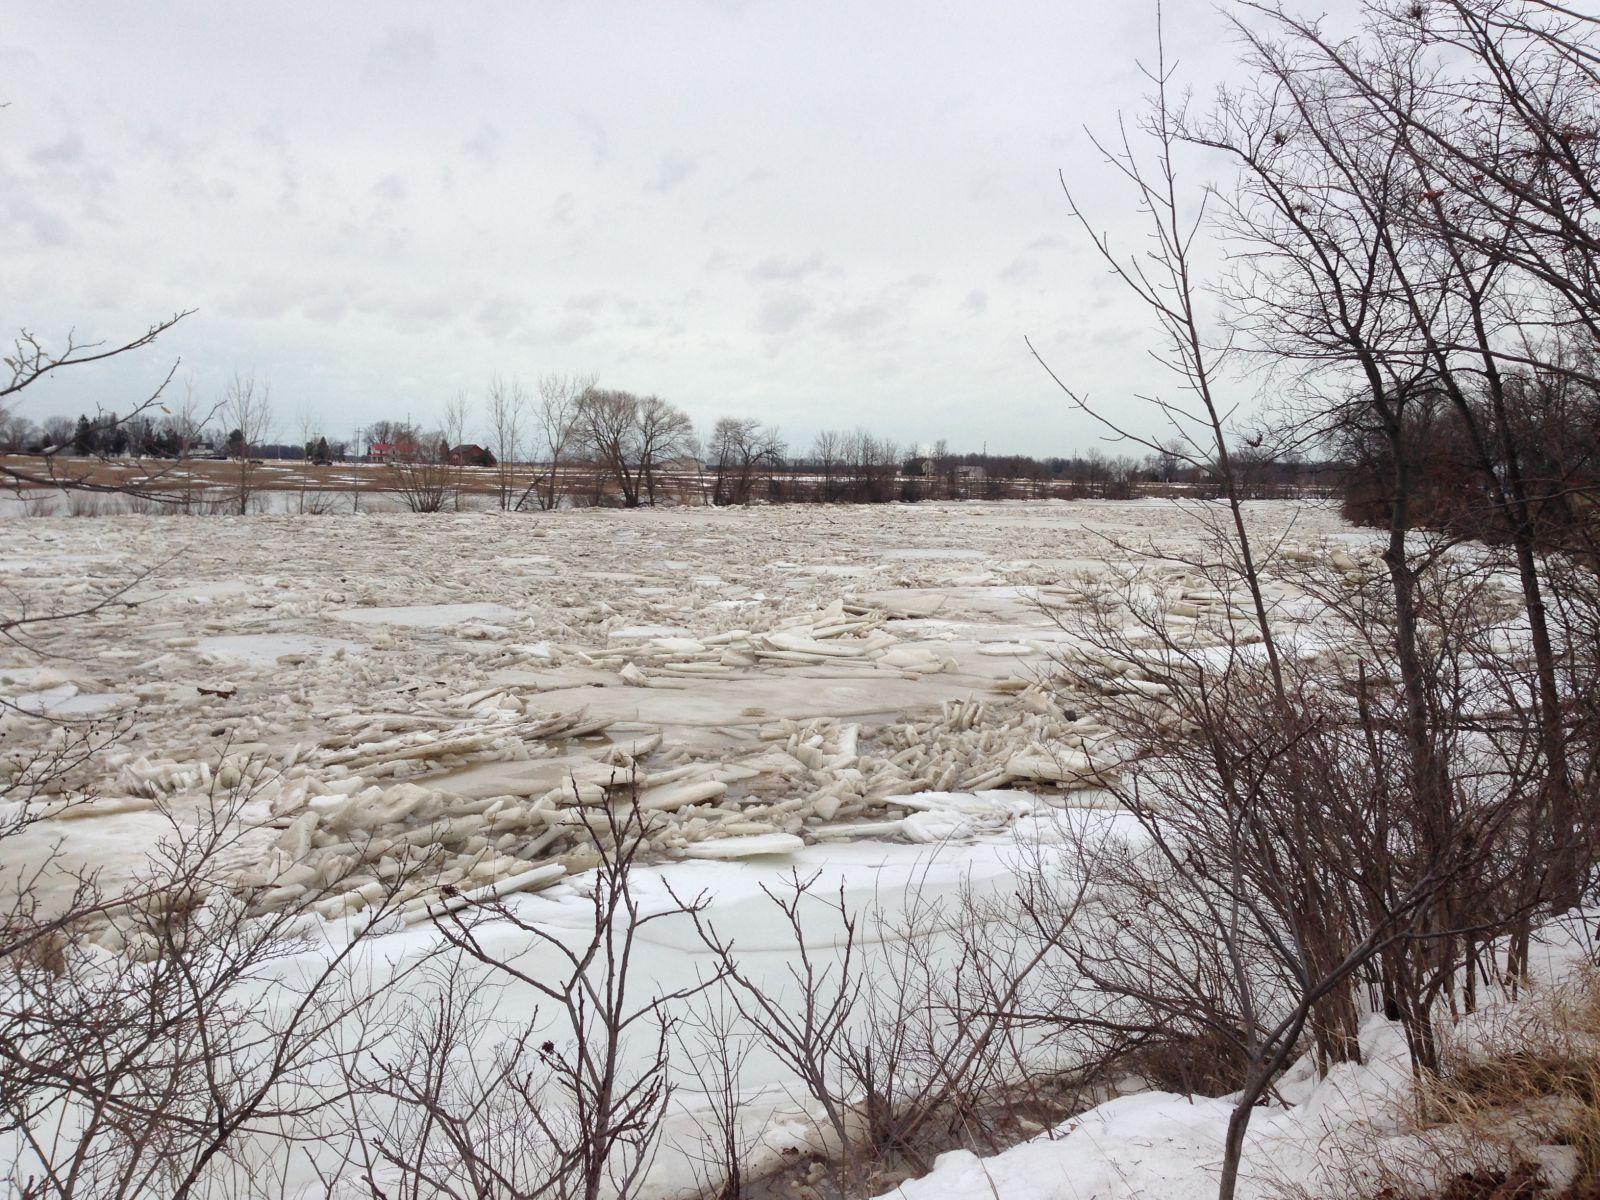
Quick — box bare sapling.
[433,794,721,1200]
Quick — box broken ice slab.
[681,833,804,859]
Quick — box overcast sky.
[4,1,1262,456]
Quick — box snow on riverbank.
[873,926,1597,1200]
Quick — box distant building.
[955,464,986,482]
[449,443,497,467]
[369,434,422,463]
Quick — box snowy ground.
[1,498,1395,1196]
[869,923,1596,1200]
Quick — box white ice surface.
[198,633,366,662]
[13,685,134,716]
[333,602,520,626]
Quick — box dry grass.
[1361,968,1600,1199]
[1260,970,1600,1200]
[1422,969,1600,1191]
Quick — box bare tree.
[572,389,639,507]
[291,406,334,514]
[513,372,590,512]
[0,314,219,506]
[442,392,471,511]
[573,390,694,508]
[635,395,695,506]
[708,416,784,506]
[1226,0,1600,927]
[810,429,842,502]
[1024,10,1585,1196]
[363,419,416,456]
[485,375,526,511]
[222,373,273,515]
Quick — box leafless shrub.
[388,437,458,514]
[336,953,565,1200]
[671,832,1113,1192]
[670,996,759,1200]
[0,776,422,1200]
[676,869,867,1185]
[391,798,722,1200]
[64,493,107,518]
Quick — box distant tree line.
[6,371,1351,512]
[343,387,1341,512]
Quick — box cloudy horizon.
[4,1,1260,459]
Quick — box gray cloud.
[363,27,437,87]
[998,236,1068,286]
[997,257,1039,285]
[1,190,72,247]
[647,150,698,194]
[29,132,84,165]
[745,252,824,283]
[462,122,500,168]
[476,296,530,340]
[222,277,301,321]
[2,0,1272,453]
[371,174,407,203]
[823,300,895,340]
[756,293,814,335]
[549,311,598,346]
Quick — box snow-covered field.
[11,497,1487,1198]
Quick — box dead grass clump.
[1436,972,1600,1161]
[1383,1162,1547,1200]
[1264,974,1600,1200]
[1442,1051,1600,1113]
[1407,969,1600,1197]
